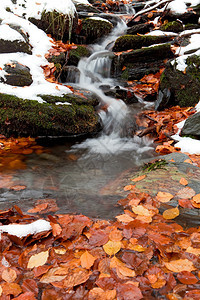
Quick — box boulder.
[111,44,174,81]
[127,23,153,35]
[160,21,183,33]
[113,34,174,52]
[60,66,80,83]
[68,45,90,66]
[0,61,33,87]
[156,54,200,109]
[181,112,200,138]
[100,85,138,104]
[0,92,101,137]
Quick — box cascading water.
[73,20,153,155]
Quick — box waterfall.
[72,20,153,155]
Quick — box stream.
[0,11,157,219]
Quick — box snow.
[168,0,200,14]
[0,220,51,238]
[89,17,112,24]
[146,30,178,36]
[73,0,91,5]
[0,2,75,102]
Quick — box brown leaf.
[2,282,22,297]
[40,267,67,283]
[109,228,123,242]
[2,268,17,283]
[52,268,90,288]
[14,292,37,300]
[192,193,200,204]
[177,271,198,284]
[88,287,116,300]
[163,207,179,220]
[156,191,174,203]
[10,185,26,191]
[27,250,49,269]
[80,251,96,269]
[28,203,48,213]
[116,214,134,223]
[164,259,196,272]
[131,175,146,182]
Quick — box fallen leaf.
[52,268,90,288]
[28,203,48,213]
[109,228,123,242]
[2,268,17,283]
[186,246,200,256]
[192,193,200,204]
[132,205,152,216]
[103,240,121,256]
[88,287,116,300]
[164,259,196,272]
[131,175,146,182]
[156,191,174,203]
[176,187,195,199]
[10,185,26,191]
[27,250,49,269]
[80,251,96,269]
[40,267,67,283]
[2,282,22,297]
[124,184,135,191]
[163,207,179,220]
[116,214,134,223]
[177,271,198,284]
[184,159,193,164]
[179,178,188,186]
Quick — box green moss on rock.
[81,18,113,44]
[0,93,100,137]
[68,45,90,66]
[113,34,173,52]
[160,21,183,33]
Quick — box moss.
[0,39,31,54]
[121,68,129,80]
[68,45,90,66]
[186,54,200,81]
[0,93,100,137]
[160,21,183,33]
[113,34,172,52]
[81,18,113,44]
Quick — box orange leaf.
[124,184,135,191]
[10,185,26,191]
[163,207,179,220]
[28,203,48,213]
[116,214,134,223]
[132,205,152,216]
[80,251,96,269]
[179,178,188,186]
[2,282,22,297]
[192,193,200,204]
[109,228,123,242]
[103,240,121,256]
[177,271,198,284]
[156,191,174,203]
[2,268,17,283]
[89,287,116,300]
[176,187,195,199]
[131,174,146,182]
[164,259,196,272]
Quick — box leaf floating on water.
[131,175,146,182]
[156,191,174,203]
[27,250,49,269]
[103,240,121,256]
[179,177,188,186]
[164,259,196,272]
[163,207,179,220]
[80,251,96,269]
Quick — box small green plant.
[142,159,168,172]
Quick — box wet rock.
[75,3,101,13]
[161,11,199,25]
[68,45,90,66]
[181,112,200,138]
[0,61,33,87]
[127,23,153,35]
[60,65,80,83]
[0,92,101,138]
[160,21,183,33]
[158,55,200,109]
[29,10,78,42]
[101,85,138,104]
[48,52,66,66]
[111,44,174,81]
[78,17,113,44]
[113,34,174,52]
[155,88,171,111]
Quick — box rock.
[111,44,174,81]
[158,55,200,109]
[113,34,174,52]
[184,23,200,30]
[181,112,200,138]
[75,3,101,13]
[0,24,32,54]
[68,45,90,66]
[155,88,171,111]
[0,61,33,87]
[160,21,183,33]
[0,93,101,137]
[60,66,80,83]
[127,23,153,35]
[78,17,113,44]
[29,10,78,42]
[48,52,66,66]
[161,11,199,25]
[100,85,138,104]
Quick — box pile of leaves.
[1,177,200,299]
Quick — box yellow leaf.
[0,285,2,297]
[27,250,49,269]
[116,214,134,223]
[54,248,66,255]
[193,193,200,204]
[132,205,152,216]
[164,259,196,272]
[131,174,146,182]
[131,244,146,252]
[2,268,17,283]
[179,177,188,186]
[89,287,116,300]
[156,191,174,203]
[103,240,121,256]
[80,251,96,269]
[110,257,135,277]
[163,207,179,220]
[186,246,200,256]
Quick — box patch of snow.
[176,33,200,55]
[72,0,91,5]
[0,219,51,239]
[173,136,200,154]
[0,24,24,42]
[55,102,72,105]
[89,17,112,24]
[146,30,177,37]
[168,0,200,14]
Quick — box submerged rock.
[0,93,101,137]
[0,61,33,87]
[158,55,200,109]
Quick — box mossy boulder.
[0,39,31,54]
[127,23,153,35]
[0,62,33,87]
[68,45,90,66]
[29,10,78,42]
[111,43,174,80]
[181,112,200,138]
[0,93,101,137]
[80,18,113,44]
[156,55,200,109]
[113,34,173,52]
[160,21,183,33]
